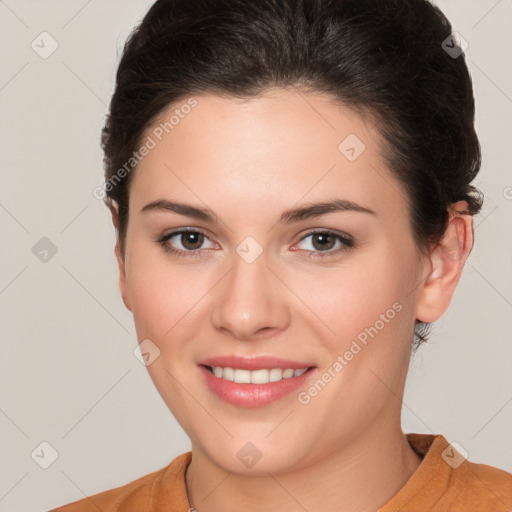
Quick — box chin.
[198,435,311,476]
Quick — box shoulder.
[47,452,192,512]
[383,433,512,511]
[457,458,512,507]
[430,435,512,506]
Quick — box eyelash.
[156,228,355,260]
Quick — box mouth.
[198,359,317,408]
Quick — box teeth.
[208,366,309,384]
[223,367,234,381]
[283,369,294,379]
[250,369,269,384]
[234,369,251,383]
[269,368,283,382]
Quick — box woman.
[51,0,512,510]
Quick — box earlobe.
[415,201,474,324]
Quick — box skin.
[113,87,473,512]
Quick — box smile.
[206,365,310,384]
[199,363,316,408]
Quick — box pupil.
[183,232,203,250]
[314,233,333,251]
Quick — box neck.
[185,419,423,512]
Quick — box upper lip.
[199,355,314,371]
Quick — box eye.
[156,228,354,260]
[293,229,354,259]
[157,228,217,258]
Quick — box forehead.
[130,88,408,222]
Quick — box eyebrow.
[140,198,377,224]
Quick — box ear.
[110,203,132,312]
[115,240,132,312]
[415,200,474,323]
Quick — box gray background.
[0,1,511,511]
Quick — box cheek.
[303,245,418,376]
[125,248,207,342]
[296,256,408,337]
[302,276,414,437]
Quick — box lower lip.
[199,365,316,408]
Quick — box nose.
[210,248,291,341]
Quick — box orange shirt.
[49,433,512,511]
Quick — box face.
[117,88,431,475]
